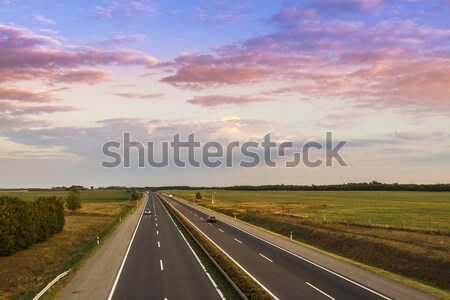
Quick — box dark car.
[207,216,216,223]
[144,208,152,215]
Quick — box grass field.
[167,189,450,297]
[0,190,131,203]
[169,190,450,231]
[0,190,134,300]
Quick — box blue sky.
[0,0,449,187]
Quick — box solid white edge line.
[234,238,243,244]
[221,219,392,300]
[259,253,273,263]
[306,282,335,300]
[107,194,149,300]
[157,197,225,300]
[163,196,280,300]
[169,195,392,300]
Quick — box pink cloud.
[34,14,56,25]
[0,86,59,102]
[51,69,110,85]
[0,24,158,84]
[186,95,273,107]
[159,9,450,114]
[111,92,164,99]
[0,101,75,115]
[161,65,271,88]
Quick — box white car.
[144,208,152,215]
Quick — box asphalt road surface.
[163,194,401,300]
[109,193,224,300]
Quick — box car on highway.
[206,216,216,223]
[144,208,152,215]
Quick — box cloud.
[34,14,56,24]
[315,112,363,129]
[51,69,111,85]
[95,1,155,19]
[0,101,75,115]
[95,34,146,47]
[161,64,271,89]
[186,95,273,107]
[393,130,428,140]
[111,92,164,99]
[310,0,386,13]
[220,116,241,122]
[158,7,450,115]
[0,86,60,102]
[0,24,159,84]
[0,116,290,162]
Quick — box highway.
[109,193,224,300]
[162,194,395,300]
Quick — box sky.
[0,0,449,188]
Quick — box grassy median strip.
[158,195,272,300]
[158,196,242,300]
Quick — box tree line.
[224,182,450,192]
[0,196,65,256]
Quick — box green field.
[168,190,450,231]
[0,190,131,203]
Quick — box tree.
[131,190,142,201]
[66,187,82,212]
[195,191,202,200]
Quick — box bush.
[131,190,142,201]
[66,187,82,212]
[0,196,65,256]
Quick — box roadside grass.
[168,190,450,298]
[0,191,134,300]
[0,190,131,203]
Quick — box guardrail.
[32,269,71,300]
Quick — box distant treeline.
[155,182,450,192]
[225,182,450,192]
[0,196,65,256]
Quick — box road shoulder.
[57,195,147,300]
